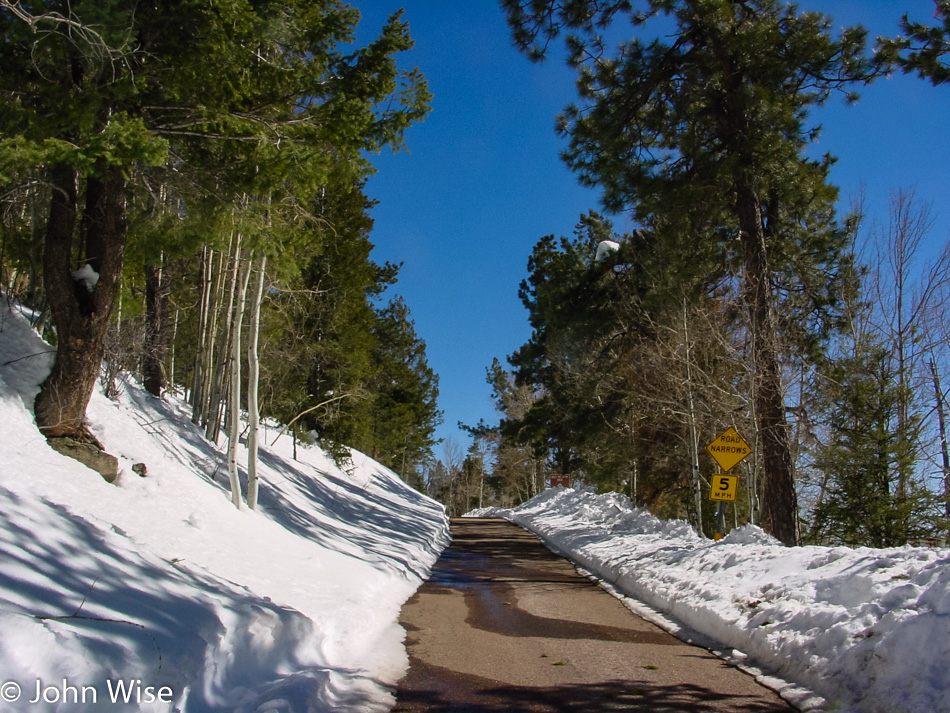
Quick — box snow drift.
[0,303,450,712]
[471,487,950,713]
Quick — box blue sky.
[355,1,950,458]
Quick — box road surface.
[394,518,796,712]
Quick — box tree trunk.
[205,232,240,443]
[246,253,266,510]
[683,299,704,535]
[143,255,168,396]
[736,182,797,545]
[168,299,179,395]
[226,253,251,509]
[930,359,950,534]
[191,247,213,421]
[35,162,127,443]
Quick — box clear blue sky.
[355,1,950,459]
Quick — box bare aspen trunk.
[930,359,950,531]
[168,300,179,395]
[199,249,224,425]
[205,231,240,443]
[191,246,213,421]
[246,254,266,510]
[227,253,251,509]
[116,280,123,342]
[894,213,910,511]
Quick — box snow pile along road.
[470,487,950,713]
[0,303,450,712]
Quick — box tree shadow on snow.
[0,489,381,713]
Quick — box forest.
[0,0,441,507]
[430,0,950,548]
[2,0,950,548]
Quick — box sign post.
[704,427,751,540]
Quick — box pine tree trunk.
[35,162,127,442]
[143,255,168,397]
[683,299,704,534]
[736,182,797,545]
[246,254,266,510]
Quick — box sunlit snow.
[471,489,950,713]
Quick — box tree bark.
[736,182,797,545]
[226,253,251,509]
[143,255,168,396]
[35,162,127,443]
[205,231,240,443]
[682,299,704,535]
[930,359,950,533]
[246,253,266,510]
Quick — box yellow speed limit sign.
[709,474,739,502]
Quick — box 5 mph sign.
[709,473,739,502]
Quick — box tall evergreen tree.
[810,341,930,547]
[502,0,876,544]
[366,297,442,477]
[0,0,429,449]
[506,212,755,525]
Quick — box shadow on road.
[396,662,787,712]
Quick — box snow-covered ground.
[471,488,950,713]
[7,293,949,713]
[0,303,450,712]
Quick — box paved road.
[394,518,796,713]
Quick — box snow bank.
[471,487,950,713]
[0,304,450,712]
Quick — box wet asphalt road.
[393,518,797,713]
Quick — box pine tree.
[0,1,429,452]
[810,342,930,547]
[502,0,877,544]
[878,1,950,85]
[367,297,441,478]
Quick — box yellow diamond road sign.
[705,427,751,472]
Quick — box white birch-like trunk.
[202,248,225,429]
[930,359,950,532]
[191,246,213,422]
[246,254,266,510]
[206,232,240,442]
[227,251,251,509]
[168,301,179,396]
